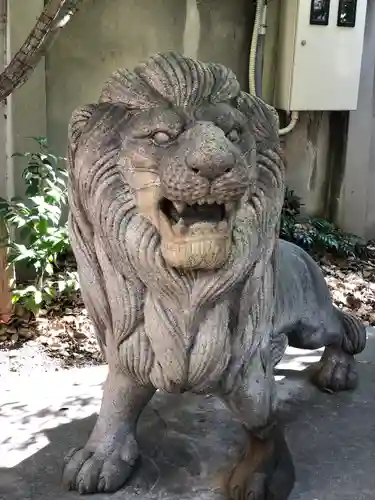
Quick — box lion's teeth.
[218,221,228,231]
[173,201,186,213]
[225,203,234,214]
[197,199,205,205]
[173,218,187,235]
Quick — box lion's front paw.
[312,346,358,392]
[62,434,139,494]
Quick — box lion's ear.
[68,104,98,152]
[236,92,280,146]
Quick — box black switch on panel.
[337,0,357,27]
[310,0,331,26]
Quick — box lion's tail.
[337,308,367,355]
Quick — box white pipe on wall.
[249,0,299,136]
[249,0,264,96]
[183,0,200,60]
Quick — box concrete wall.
[282,112,330,216]
[336,1,375,240]
[46,0,253,156]
[7,0,329,220]
[45,0,330,217]
[3,0,47,199]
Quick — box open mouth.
[159,198,233,236]
[155,197,237,269]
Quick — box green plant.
[0,137,79,314]
[280,188,364,257]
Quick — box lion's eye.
[227,129,240,143]
[152,131,172,145]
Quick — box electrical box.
[274,0,367,111]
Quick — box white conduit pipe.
[249,0,299,136]
[249,0,263,96]
[279,111,299,136]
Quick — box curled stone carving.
[62,52,366,499]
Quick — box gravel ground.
[0,297,103,376]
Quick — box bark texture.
[0,218,12,324]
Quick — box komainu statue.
[63,52,366,499]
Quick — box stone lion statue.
[63,52,366,499]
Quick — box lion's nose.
[186,147,234,180]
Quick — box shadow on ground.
[1,336,375,500]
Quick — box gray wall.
[46,0,330,218]
[4,0,47,200]
[46,0,253,156]
[282,112,330,216]
[336,1,375,240]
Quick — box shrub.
[0,137,79,314]
[280,188,364,257]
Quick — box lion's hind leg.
[286,309,366,392]
[311,310,366,392]
[220,349,295,500]
[62,371,154,494]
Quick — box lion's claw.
[62,444,137,494]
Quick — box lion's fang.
[173,201,187,214]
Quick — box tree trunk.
[0,0,85,102]
[0,217,13,324]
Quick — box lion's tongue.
[189,221,227,234]
[173,220,227,236]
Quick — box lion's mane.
[67,52,284,392]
